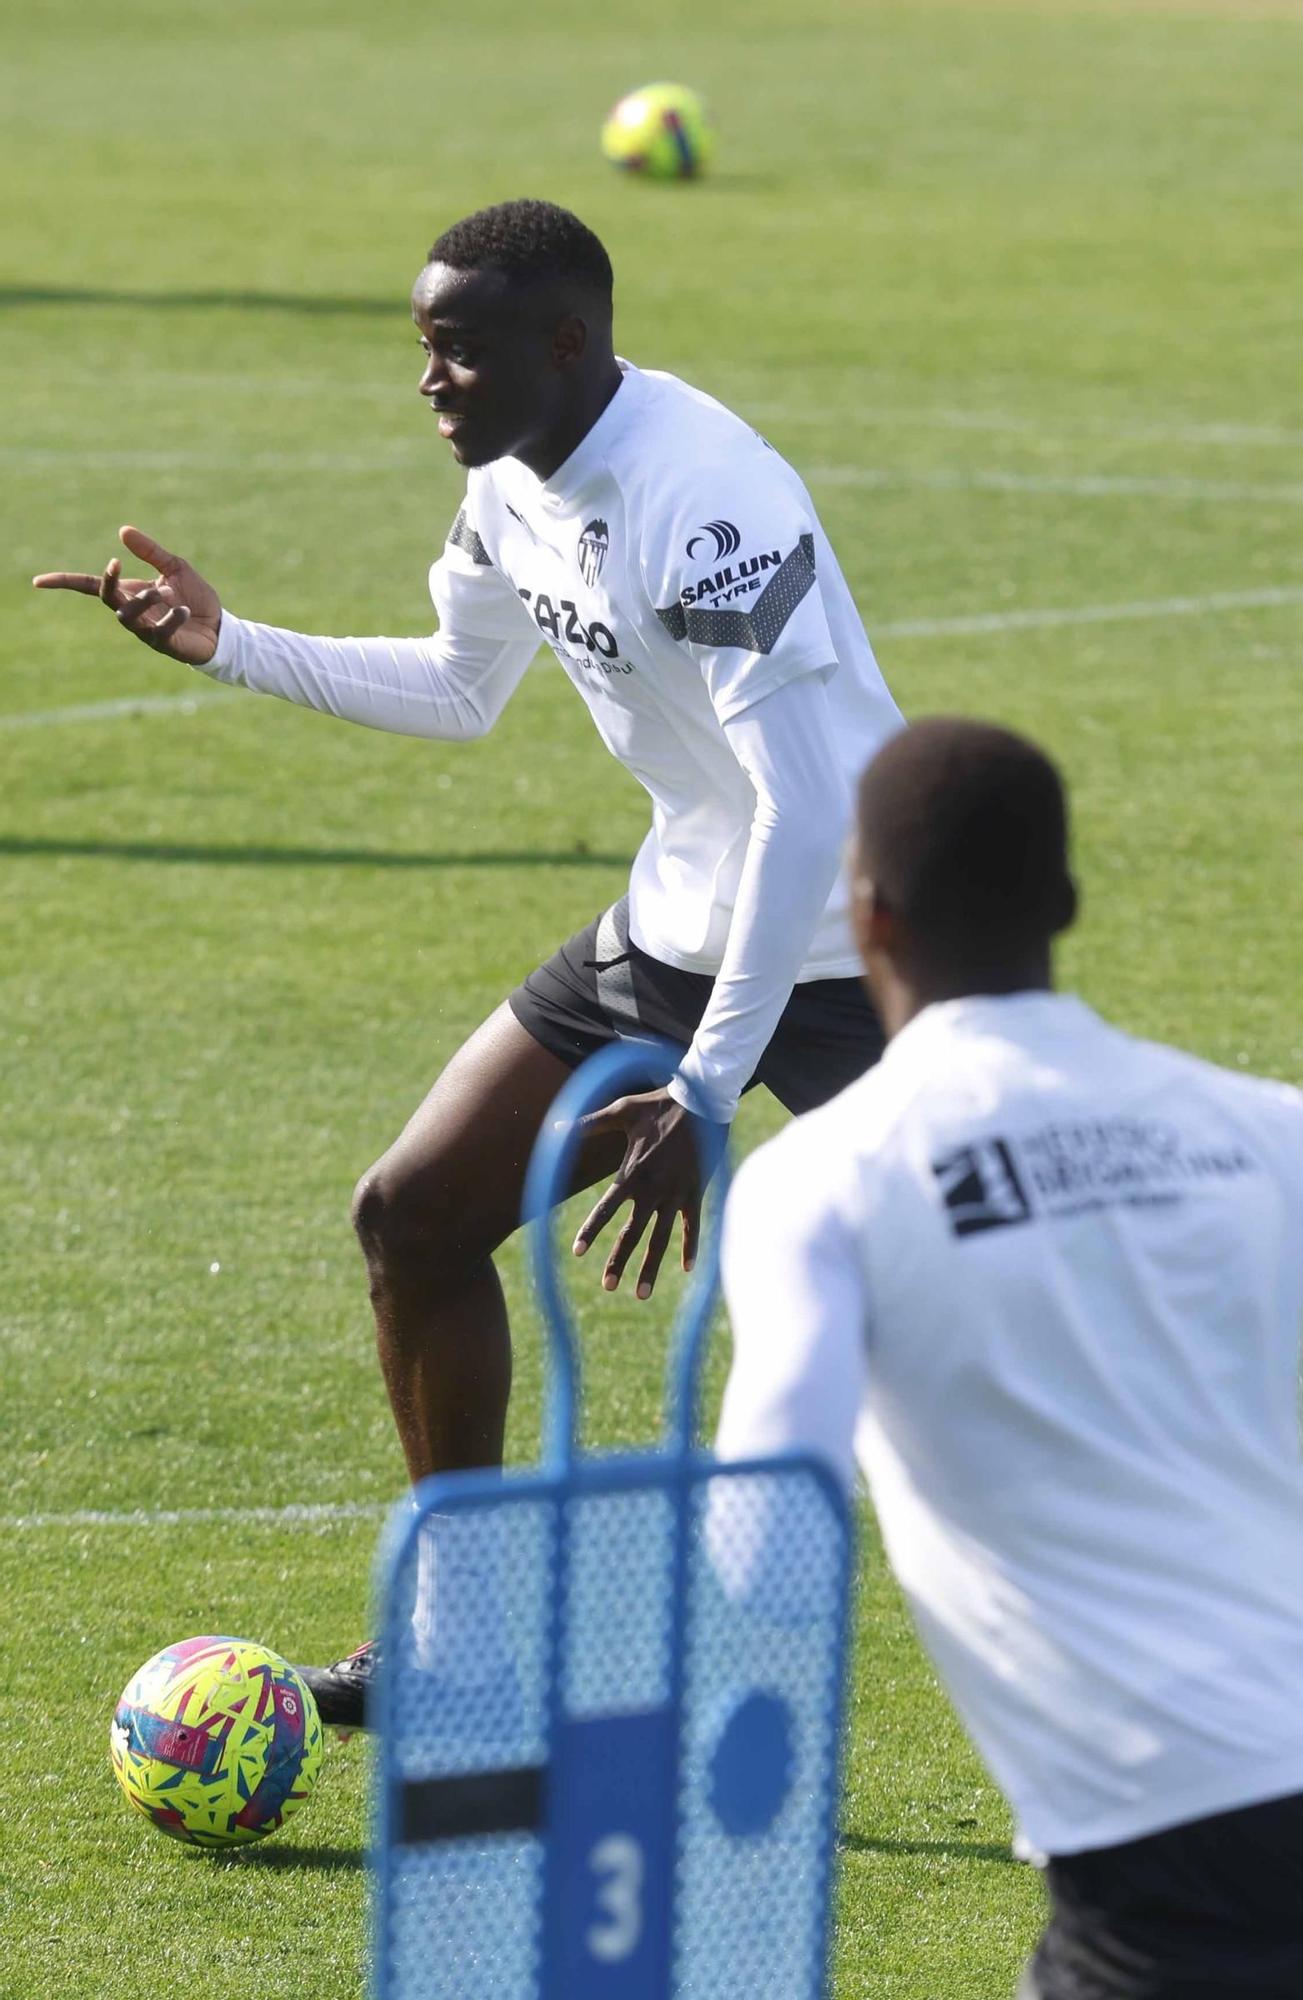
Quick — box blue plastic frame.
[371,1039,854,2000]
[522,1036,730,1468]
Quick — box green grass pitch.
[2,0,1300,1992]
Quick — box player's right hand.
[32,525,222,667]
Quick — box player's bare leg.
[353,1001,624,1486]
[296,1003,623,1728]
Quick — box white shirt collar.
[882,989,1100,1065]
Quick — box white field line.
[5,585,1301,735]
[4,445,422,474]
[11,372,415,404]
[751,403,1303,452]
[1,690,230,730]
[0,369,412,404]
[873,585,1303,640]
[805,464,1303,506]
[1,1500,390,1532]
[9,369,1302,448]
[10,442,1303,506]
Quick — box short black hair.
[857,718,1077,959]
[427,200,613,304]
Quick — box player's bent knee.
[350,1157,506,1281]
[351,1163,433,1264]
[350,1165,393,1254]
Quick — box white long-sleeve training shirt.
[717,993,1303,1858]
[200,361,903,1120]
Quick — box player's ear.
[552,313,589,368]
[843,868,875,960]
[852,870,889,963]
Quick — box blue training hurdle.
[372,1038,853,2000]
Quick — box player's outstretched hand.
[32,525,222,667]
[572,1088,722,1301]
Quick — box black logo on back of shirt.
[932,1140,1033,1238]
[578,518,610,587]
[686,519,740,561]
[932,1117,1261,1242]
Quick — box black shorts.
[1018,1791,1303,2000]
[507,898,884,1116]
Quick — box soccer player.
[33,199,904,1726]
[717,718,1303,2000]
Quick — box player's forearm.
[670,804,843,1123]
[199,612,530,740]
[668,675,849,1125]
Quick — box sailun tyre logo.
[686,519,741,561]
[578,518,610,587]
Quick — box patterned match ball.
[109,1635,323,1847]
[601,83,715,181]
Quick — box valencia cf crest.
[578,518,609,587]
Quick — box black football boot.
[294,1641,377,1734]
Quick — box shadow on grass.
[211,1842,365,1873]
[840,1831,1017,1866]
[206,1832,1013,1876]
[1,284,397,318]
[0,834,627,870]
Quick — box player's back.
[802,991,1303,1853]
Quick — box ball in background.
[110,1635,323,1847]
[601,83,714,181]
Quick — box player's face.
[412,262,574,470]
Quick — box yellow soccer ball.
[110,1635,323,1847]
[601,83,714,181]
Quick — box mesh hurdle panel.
[374,1459,848,2000]
[674,1464,847,2000]
[379,1492,554,2000]
[374,1037,851,2000]
[563,1484,676,1717]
